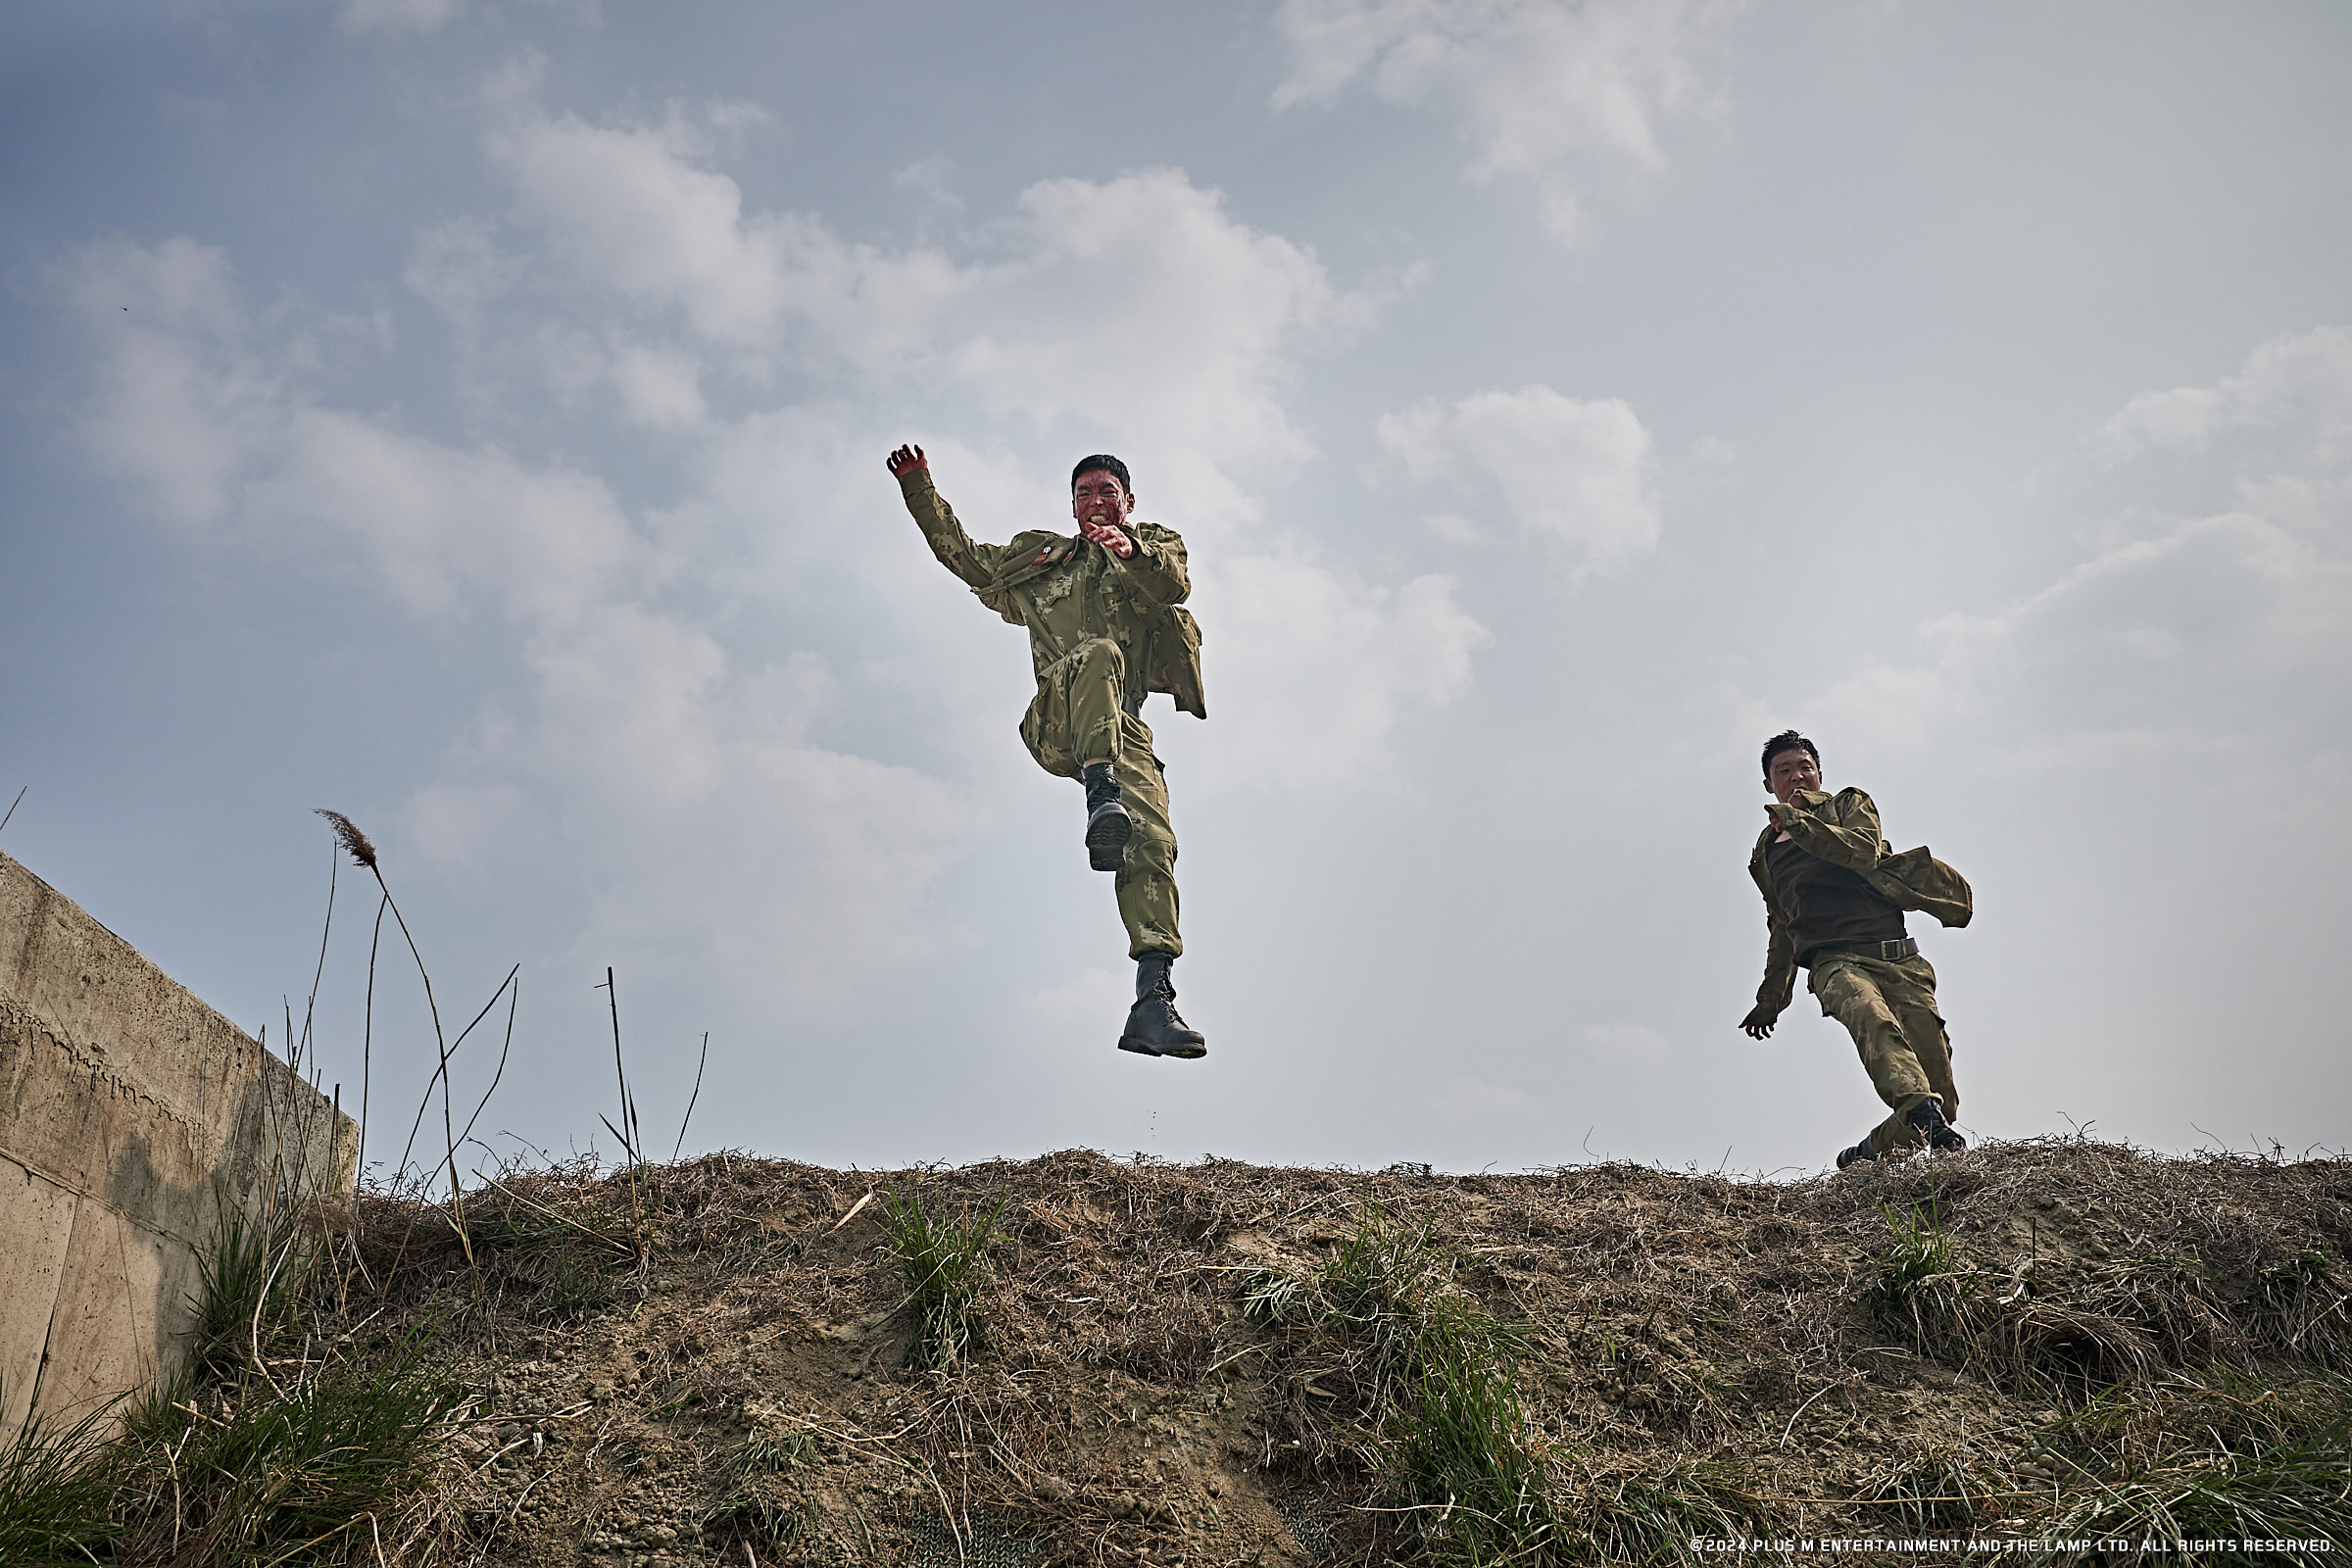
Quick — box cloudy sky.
[4,1,2346,1182]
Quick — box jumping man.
[1740,730,1977,1168]
[887,444,1207,1058]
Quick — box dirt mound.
[326,1140,2349,1566]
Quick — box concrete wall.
[0,848,356,1434]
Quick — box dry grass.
[287,1138,2352,1566]
[11,1137,2347,1565]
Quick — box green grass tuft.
[1865,1193,1982,1364]
[1238,1266,1307,1327]
[1566,1459,1772,1567]
[879,1184,1009,1371]
[112,1326,460,1565]
[2024,1369,2352,1564]
[194,1203,307,1379]
[1387,1312,1553,1565]
[0,1389,122,1566]
[1282,1209,1560,1565]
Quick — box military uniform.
[1748,787,1973,1156]
[898,466,1203,959]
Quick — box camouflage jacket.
[899,468,1205,719]
[1747,787,1973,1017]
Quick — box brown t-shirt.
[1767,834,1907,966]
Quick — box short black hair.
[1071,454,1133,496]
[1761,729,1819,781]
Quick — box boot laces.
[1148,975,1189,1028]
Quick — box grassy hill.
[7,1139,2349,1566]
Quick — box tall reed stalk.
[316,810,476,1278]
[599,967,650,1257]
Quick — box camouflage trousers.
[1018,638,1182,959]
[1807,952,1958,1155]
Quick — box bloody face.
[1071,469,1133,533]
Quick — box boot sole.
[1085,810,1132,872]
[1118,1035,1205,1059]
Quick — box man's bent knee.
[1076,637,1125,675]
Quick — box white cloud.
[266,412,633,626]
[62,238,271,527]
[402,782,543,879]
[2101,325,2352,465]
[490,647,979,1004]
[1378,383,1661,566]
[1434,1074,1544,1129]
[1273,0,1741,236]
[1582,1022,1670,1066]
[490,105,804,345]
[1747,326,2352,776]
[61,237,980,1004]
[608,339,707,429]
[481,101,1365,469]
[943,171,1361,466]
[893,157,965,216]
[59,238,633,625]
[1733,662,1969,770]
[1193,552,1492,790]
[404,218,524,339]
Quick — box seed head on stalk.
[312,807,479,1291]
[314,809,378,870]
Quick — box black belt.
[1804,936,1919,966]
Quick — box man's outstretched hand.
[1078,517,1135,559]
[886,443,928,479]
[1740,1005,1778,1040]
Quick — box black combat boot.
[1906,1099,1967,1154]
[1081,761,1131,872]
[1835,1134,1878,1171]
[1118,952,1205,1059]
